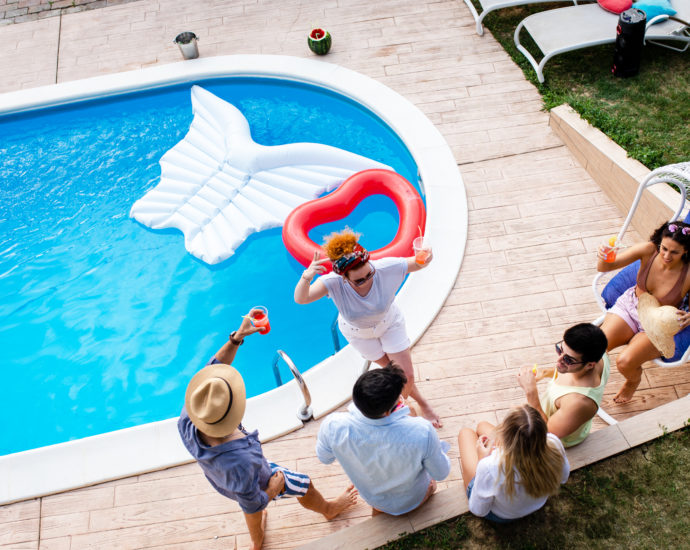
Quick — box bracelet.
[228,331,244,346]
[301,272,313,283]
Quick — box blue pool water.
[0,78,420,455]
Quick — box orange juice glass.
[602,237,618,263]
[251,306,270,334]
[413,236,432,266]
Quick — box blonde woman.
[458,404,569,522]
[294,228,441,428]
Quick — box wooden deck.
[2,0,689,548]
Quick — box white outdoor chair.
[461,0,579,36]
[593,162,690,425]
[514,1,690,83]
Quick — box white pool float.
[130,85,389,264]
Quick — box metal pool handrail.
[272,350,313,421]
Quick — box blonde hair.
[497,404,564,499]
[322,228,361,261]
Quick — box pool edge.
[0,55,467,504]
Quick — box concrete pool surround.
[0,55,467,504]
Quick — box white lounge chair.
[462,0,579,36]
[593,162,690,425]
[514,1,690,83]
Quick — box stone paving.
[0,0,138,25]
[1,1,688,549]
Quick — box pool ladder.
[271,314,369,422]
[271,350,313,421]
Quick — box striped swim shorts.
[269,462,311,499]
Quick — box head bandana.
[332,244,370,276]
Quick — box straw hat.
[184,363,246,437]
[638,292,681,358]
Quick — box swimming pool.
[0,77,420,457]
[0,55,466,504]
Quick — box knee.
[458,427,475,444]
[615,352,642,376]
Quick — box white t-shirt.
[468,433,570,520]
[320,257,407,328]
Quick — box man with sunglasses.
[316,364,450,516]
[517,323,609,447]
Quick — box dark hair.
[352,363,407,419]
[563,323,607,364]
[650,221,690,263]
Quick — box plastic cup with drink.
[413,236,432,266]
[601,236,621,263]
[250,306,271,335]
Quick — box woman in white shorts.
[294,229,441,427]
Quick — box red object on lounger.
[598,0,633,14]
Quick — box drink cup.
[251,306,270,335]
[601,237,619,263]
[413,236,432,266]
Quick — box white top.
[320,257,408,328]
[468,433,570,520]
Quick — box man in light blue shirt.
[316,364,450,515]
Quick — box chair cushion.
[632,0,677,22]
[598,0,633,14]
[601,261,640,308]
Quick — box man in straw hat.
[178,308,358,550]
[517,323,609,448]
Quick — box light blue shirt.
[316,403,451,515]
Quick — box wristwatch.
[229,331,244,346]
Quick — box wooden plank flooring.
[2,0,688,548]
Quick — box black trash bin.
[612,9,646,78]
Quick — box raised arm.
[294,250,330,304]
[213,309,263,364]
[517,365,549,424]
[596,241,654,273]
[406,250,433,273]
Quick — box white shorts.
[338,304,410,361]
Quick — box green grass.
[473,4,689,169]
[379,426,690,549]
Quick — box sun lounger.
[593,162,690,368]
[593,161,690,424]
[462,0,579,36]
[514,1,690,83]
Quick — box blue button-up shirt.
[178,408,273,514]
[316,404,451,515]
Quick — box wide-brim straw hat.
[185,363,246,437]
[638,292,681,358]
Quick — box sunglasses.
[555,341,586,367]
[350,265,375,287]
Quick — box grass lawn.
[380,426,690,549]
[472,3,689,170]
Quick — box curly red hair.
[322,228,361,261]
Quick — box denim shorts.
[466,478,514,524]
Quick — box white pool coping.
[0,55,467,505]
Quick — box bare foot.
[323,485,358,520]
[250,509,267,550]
[613,379,640,403]
[371,507,383,517]
[420,403,443,428]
